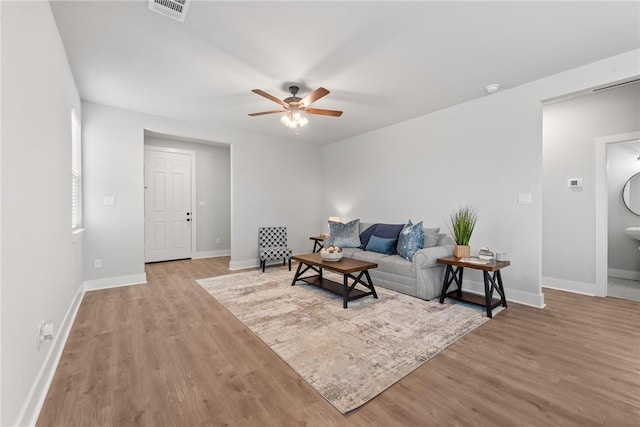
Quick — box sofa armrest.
[413,245,455,270]
[413,244,455,300]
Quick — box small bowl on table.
[320,247,343,261]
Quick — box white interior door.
[144,149,192,262]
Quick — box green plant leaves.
[448,205,478,245]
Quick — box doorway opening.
[596,133,640,301]
[143,131,231,263]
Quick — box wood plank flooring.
[37,257,640,426]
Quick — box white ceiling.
[50,1,640,145]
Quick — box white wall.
[323,49,640,308]
[543,82,640,291]
[144,135,231,257]
[82,101,324,283]
[1,2,83,425]
[607,141,640,278]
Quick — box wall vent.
[148,0,191,22]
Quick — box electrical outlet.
[38,321,54,350]
[94,259,102,268]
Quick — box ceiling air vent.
[148,0,191,22]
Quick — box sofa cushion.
[327,219,361,248]
[423,227,441,248]
[365,235,397,255]
[376,254,414,278]
[352,250,389,264]
[397,220,424,261]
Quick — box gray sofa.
[336,222,455,300]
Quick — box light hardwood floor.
[37,257,640,426]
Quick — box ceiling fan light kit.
[249,85,343,135]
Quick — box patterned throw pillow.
[327,219,361,248]
[397,220,424,261]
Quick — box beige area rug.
[197,268,498,414]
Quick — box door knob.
[186,218,191,222]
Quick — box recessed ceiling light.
[485,83,500,94]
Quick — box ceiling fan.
[248,86,343,133]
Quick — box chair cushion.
[260,246,292,261]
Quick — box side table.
[437,256,509,318]
[309,235,325,253]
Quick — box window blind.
[71,109,82,229]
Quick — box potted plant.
[449,205,478,258]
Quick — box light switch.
[518,193,532,204]
[104,196,115,206]
[199,200,206,207]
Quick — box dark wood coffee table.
[291,253,378,308]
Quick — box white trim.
[542,276,595,296]
[83,273,147,292]
[608,268,640,281]
[144,145,197,260]
[71,227,85,243]
[0,3,3,422]
[229,143,235,270]
[460,279,545,308]
[595,132,640,297]
[229,259,260,270]
[16,285,85,427]
[193,250,230,259]
[228,259,288,271]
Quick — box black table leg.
[495,270,507,307]
[483,271,493,318]
[343,274,348,309]
[364,270,378,299]
[439,265,464,303]
[291,262,303,286]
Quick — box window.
[71,108,82,230]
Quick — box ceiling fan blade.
[299,87,330,107]
[252,89,287,107]
[248,110,286,116]
[304,108,343,117]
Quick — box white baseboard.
[83,273,147,292]
[192,249,230,259]
[228,259,258,270]
[542,276,595,296]
[17,284,85,427]
[461,280,545,308]
[608,268,640,281]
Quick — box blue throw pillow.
[397,220,424,261]
[327,219,361,248]
[365,235,397,255]
[360,223,404,252]
[359,224,377,249]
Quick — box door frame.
[144,146,198,259]
[594,131,640,297]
